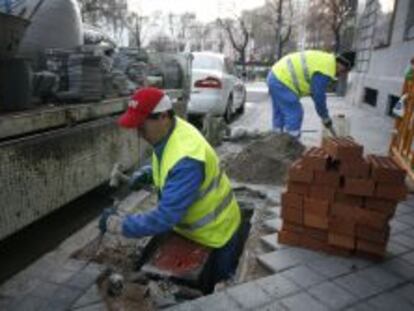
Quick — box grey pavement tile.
[51,286,84,306]
[344,302,377,311]
[226,282,272,310]
[280,292,329,311]
[308,281,359,310]
[391,233,414,249]
[356,266,404,291]
[334,256,374,271]
[0,296,14,310]
[45,268,78,285]
[257,248,323,273]
[0,276,43,297]
[390,219,412,235]
[263,218,282,232]
[306,257,355,279]
[334,272,382,299]
[391,283,414,305]
[166,302,202,311]
[386,240,412,257]
[397,202,414,214]
[62,259,89,273]
[379,258,414,280]
[43,299,78,311]
[403,228,414,238]
[401,251,414,265]
[65,268,99,290]
[196,292,241,311]
[30,281,60,298]
[280,265,326,288]
[256,301,287,311]
[71,302,107,311]
[261,233,284,251]
[9,295,48,311]
[397,214,414,226]
[255,274,301,299]
[71,285,102,309]
[365,292,414,311]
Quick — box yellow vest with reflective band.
[152,117,241,248]
[272,50,336,97]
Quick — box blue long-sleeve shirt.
[122,123,204,238]
[310,73,332,120]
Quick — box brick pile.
[278,137,408,259]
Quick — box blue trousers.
[267,72,303,137]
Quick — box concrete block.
[306,257,353,278]
[255,274,301,298]
[334,272,382,299]
[226,282,271,309]
[260,234,283,250]
[263,218,282,232]
[365,292,414,311]
[195,292,240,311]
[280,292,329,311]
[308,281,358,309]
[71,285,102,309]
[280,265,326,288]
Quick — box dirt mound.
[224,133,305,185]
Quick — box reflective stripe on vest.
[177,190,234,231]
[286,52,310,94]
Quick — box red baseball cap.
[118,87,173,128]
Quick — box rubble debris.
[279,137,408,259]
[224,133,305,185]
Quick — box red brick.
[281,192,303,208]
[288,159,314,183]
[304,212,329,229]
[302,147,330,171]
[322,137,363,161]
[356,208,390,229]
[356,239,386,258]
[304,197,330,215]
[356,225,389,243]
[282,222,304,234]
[278,230,301,246]
[287,182,309,196]
[314,170,341,187]
[343,178,375,197]
[303,226,328,241]
[309,185,336,202]
[328,217,356,236]
[367,155,406,183]
[281,205,303,224]
[365,198,397,216]
[335,192,364,207]
[339,158,370,178]
[331,202,357,221]
[328,233,355,250]
[375,183,407,201]
[300,235,328,252]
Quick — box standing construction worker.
[99,87,243,287]
[267,50,355,137]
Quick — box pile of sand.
[224,133,305,185]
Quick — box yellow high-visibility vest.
[272,50,336,96]
[152,117,241,248]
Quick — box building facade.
[348,0,414,116]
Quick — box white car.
[188,52,246,124]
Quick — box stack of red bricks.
[278,137,407,259]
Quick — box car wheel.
[237,94,246,115]
[224,96,233,124]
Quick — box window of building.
[405,1,414,40]
[373,0,397,48]
[364,87,378,106]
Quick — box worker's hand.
[129,165,152,190]
[322,117,333,129]
[99,208,123,235]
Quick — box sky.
[128,0,265,22]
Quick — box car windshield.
[192,54,223,71]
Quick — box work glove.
[129,165,152,190]
[99,207,122,235]
[322,117,333,129]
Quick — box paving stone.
[356,266,404,291]
[403,228,414,238]
[365,292,414,311]
[0,276,43,297]
[345,302,377,311]
[255,274,301,299]
[263,218,282,232]
[397,214,414,226]
[386,240,412,257]
[334,272,382,299]
[260,234,283,250]
[165,302,202,311]
[51,286,84,306]
[226,281,272,309]
[391,283,414,305]
[66,268,99,290]
[0,296,14,310]
[71,285,102,309]
[30,281,60,298]
[46,268,78,284]
[401,251,414,265]
[308,281,359,310]
[63,259,88,273]
[380,258,414,280]
[72,302,107,311]
[9,295,48,311]
[280,265,326,288]
[396,203,414,215]
[390,219,412,235]
[280,292,329,311]
[257,248,323,273]
[391,233,414,249]
[334,256,373,271]
[306,257,354,279]
[196,292,241,311]
[255,301,287,311]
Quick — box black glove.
[99,207,118,234]
[322,118,333,129]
